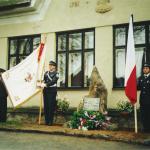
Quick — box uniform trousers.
[0,96,7,122]
[140,103,150,132]
[43,87,57,125]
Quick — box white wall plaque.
[83,97,100,111]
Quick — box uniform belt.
[48,84,57,88]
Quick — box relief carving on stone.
[96,0,112,13]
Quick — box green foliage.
[57,98,70,113]
[0,120,22,128]
[117,101,133,113]
[70,110,110,130]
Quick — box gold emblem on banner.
[14,96,20,101]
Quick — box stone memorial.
[85,66,108,113]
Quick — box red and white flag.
[124,16,137,104]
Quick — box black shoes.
[45,122,53,126]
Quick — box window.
[113,21,150,88]
[8,35,41,68]
[56,29,95,88]
[0,0,31,12]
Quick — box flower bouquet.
[70,110,111,130]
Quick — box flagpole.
[38,89,43,125]
[134,104,138,133]
[131,14,138,133]
[38,34,47,125]
[38,61,46,125]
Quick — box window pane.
[33,37,40,50]
[69,33,82,50]
[18,38,31,55]
[56,29,94,88]
[115,48,125,87]
[115,28,126,46]
[134,26,145,44]
[8,35,40,69]
[58,53,66,87]
[135,47,144,78]
[115,49,125,78]
[114,48,144,87]
[10,40,17,55]
[85,32,94,49]
[84,52,94,87]
[68,53,82,87]
[58,35,66,51]
[9,57,17,68]
[19,56,27,63]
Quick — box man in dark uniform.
[138,63,150,132]
[41,61,59,126]
[0,68,8,122]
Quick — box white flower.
[82,126,88,131]
[103,111,108,115]
[105,116,111,121]
[84,111,89,117]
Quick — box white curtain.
[116,48,144,78]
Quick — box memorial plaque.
[83,98,100,111]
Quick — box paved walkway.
[0,131,150,150]
[0,123,150,146]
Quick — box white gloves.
[37,82,46,88]
[41,83,46,88]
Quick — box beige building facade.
[0,0,150,108]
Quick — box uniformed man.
[41,61,59,126]
[0,68,8,122]
[138,63,150,132]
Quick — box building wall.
[0,38,8,69]
[0,0,149,108]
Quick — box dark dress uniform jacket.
[138,74,150,105]
[43,71,59,91]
